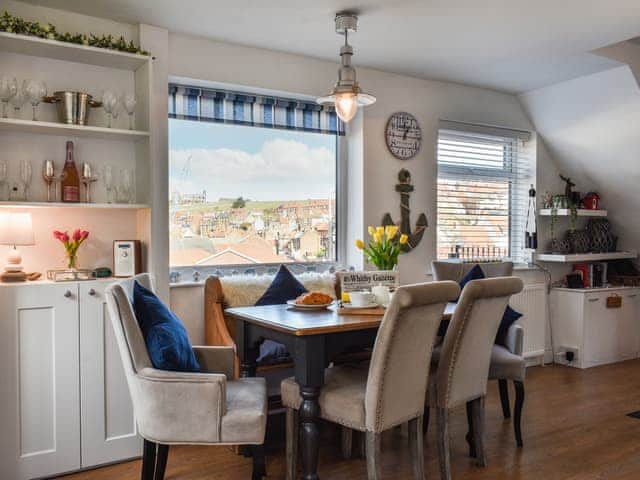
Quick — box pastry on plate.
[295,291,334,306]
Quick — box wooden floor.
[60,360,640,480]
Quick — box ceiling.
[20,0,640,93]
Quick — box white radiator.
[509,283,547,365]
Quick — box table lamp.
[0,212,35,281]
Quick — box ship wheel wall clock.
[385,112,422,160]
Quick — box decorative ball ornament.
[385,112,422,160]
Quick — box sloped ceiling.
[520,53,640,251]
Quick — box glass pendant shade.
[335,92,358,122]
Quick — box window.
[168,84,343,268]
[436,121,532,263]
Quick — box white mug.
[349,290,375,307]
[371,285,391,306]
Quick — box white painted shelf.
[0,117,149,141]
[536,252,636,263]
[0,31,151,70]
[0,202,150,209]
[538,209,607,217]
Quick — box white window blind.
[436,121,533,263]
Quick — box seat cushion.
[133,281,200,372]
[489,345,526,381]
[255,265,307,306]
[281,364,368,431]
[221,377,267,444]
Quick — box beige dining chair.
[281,281,460,480]
[426,276,524,480]
[432,261,526,449]
[105,274,268,480]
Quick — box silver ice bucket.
[43,91,102,125]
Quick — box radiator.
[509,283,547,364]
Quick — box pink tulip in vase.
[53,229,89,270]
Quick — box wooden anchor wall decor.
[382,168,428,252]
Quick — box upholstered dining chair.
[105,274,268,480]
[426,276,524,480]
[431,261,526,448]
[281,281,460,480]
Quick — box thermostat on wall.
[113,240,141,278]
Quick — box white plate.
[341,302,380,309]
[286,299,335,310]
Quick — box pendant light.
[317,13,376,123]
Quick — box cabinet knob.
[64,290,72,298]
[588,298,599,302]
[88,288,96,296]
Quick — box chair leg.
[286,408,299,480]
[154,444,169,480]
[514,380,525,447]
[365,431,382,480]
[465,401,476,458]
[408,416,425,480]
[470,397,487,467]
[251,444,267,480]
[141,440,157,480]
[498,379,511,419]
[341,426,353,460]
[436,407,451,480]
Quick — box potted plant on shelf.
[355,225,408,270]
[53,228,89,270]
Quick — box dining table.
[226,301,456,480]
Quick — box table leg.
[295,336,326,480]
[236,319,258,378]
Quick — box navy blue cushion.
[496,305,523,345]
[458,264,485,297]
[255,265,307,306]
[133,281,200,372]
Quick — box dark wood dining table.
[226,302,456,480]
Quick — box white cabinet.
[550,287,640,368]
[79,282,141,467]
[0,281,140,479]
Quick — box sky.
[169,119,337,202]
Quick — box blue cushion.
[133,281,200,372]
[255,265,308,306]
[458,264,485,296]
[256,339,291,365]
[496,305,523,345]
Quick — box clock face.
[385,112,422,160]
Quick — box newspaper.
[338,271,399,293]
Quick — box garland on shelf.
[0,11,150,56]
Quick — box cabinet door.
[0,284,81,480]
[619,290,640,359]
[79,282,141,467]
[583,293,618,366]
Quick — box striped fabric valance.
[168,84,345,136]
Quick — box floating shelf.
[0,31,151,70]
[536,252,637,263]
[538,209,607,217]
[0,202,150,209]
[0,117,150,141]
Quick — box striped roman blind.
[168,84,345,136]
[436,120,533,263]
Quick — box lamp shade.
[0,212,35,246]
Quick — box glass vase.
[66,253,78,270]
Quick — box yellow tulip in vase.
[355,225,408,270]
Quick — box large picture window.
[168,85,342,268]
[436,121,532,263]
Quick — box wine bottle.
[61,141,80,202]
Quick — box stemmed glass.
[25,80,47,121]
[103,165,114,203]
[10,83,26,116]
[0,160,8,201]
[80,162,98,203]
[119,168,134,203]
[101,91,117,128]
[124,94,136,130]
[0,76,18,118]
[20,159,32,201]
[43,160,55,202]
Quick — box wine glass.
[20,159,32,201]
[111,99,121,128]
[103,165,114,203]
[25,79,47,121]
[43,160,55,202]
[0,160,7,201]
[101,90,117,128]
[0,76,17,118]
[120,168,134,203]
[124,94,136,130]
[10,83,26,117]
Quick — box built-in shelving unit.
[536,252,637,263]
[538,208,607,217]
[0,117,149,140]
[0,201,150,209]
[0,31,150,70]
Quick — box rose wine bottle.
[61,141,80,202]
